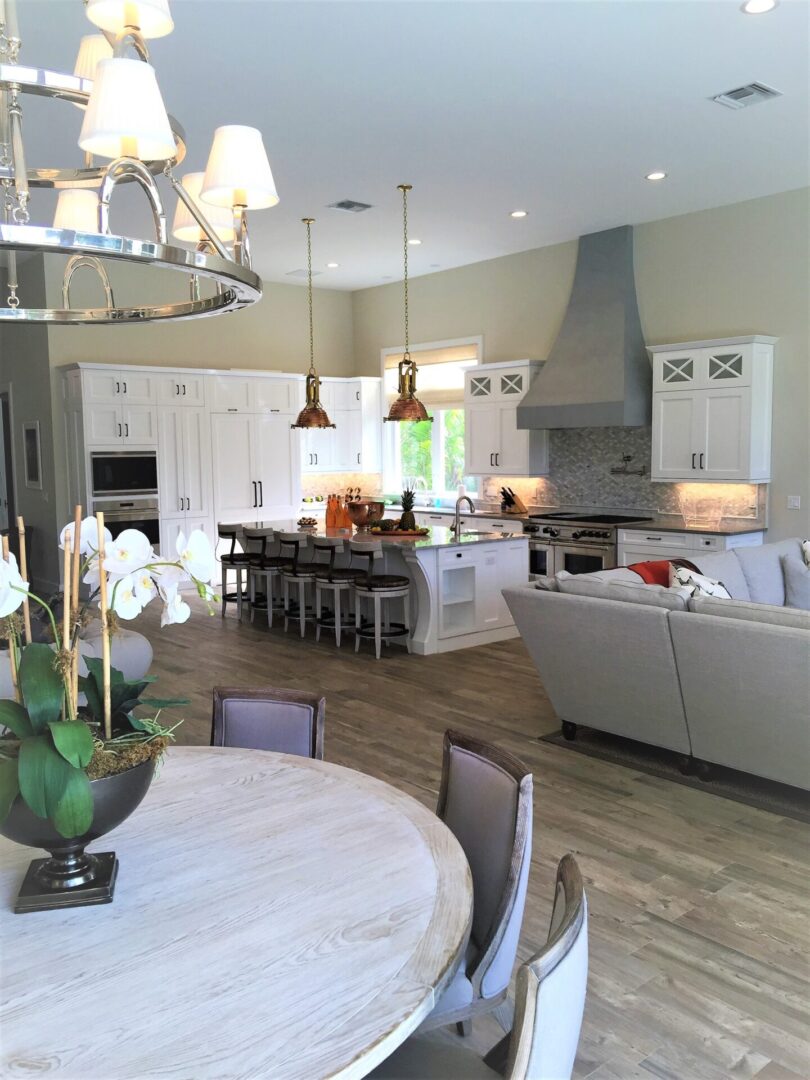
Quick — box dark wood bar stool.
[217,524,250,619]
[313,537,363,647]
[350,540,412,660]
[279,531,318,638]
[243,526,291,628]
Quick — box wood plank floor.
[138,599,810,1079]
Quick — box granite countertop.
[621,517,767,536]
[245,520,527,550]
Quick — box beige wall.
[352,188,810,540]
[45,261,355,377]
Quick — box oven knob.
[572,530,583,540]
[542,526,559,538]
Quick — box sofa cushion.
[782,554,810,611]
[671,565,731,599]
[734,538,803,605]
[688,593,810,630]
[803,539,810,567]
[558,574,690,611]
[556,567,641,585]
[691,550,751,600]
[534,575,559,592]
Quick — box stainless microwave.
[91,452,158,497]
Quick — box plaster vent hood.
[516,225,650,429]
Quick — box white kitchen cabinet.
[464,361,548,477]
[208,374,300,415]
[82,368,157,406]
[300,376,382,475]
[649,336,776,482]
[437,540,526,639]
[209,375,253,414]
[211,412,300,521]
[616,527,764,566]
[158,408,212,521]
[157,373,207,407]
[84,402,157,447]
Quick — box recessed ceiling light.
[741,0,777,13]
[645,171,667,181]
[510,210,529,219]
[326,262,339,269]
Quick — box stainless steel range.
[524,512,653,578]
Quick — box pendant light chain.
[305,217,315,374]
[399,183,412,358]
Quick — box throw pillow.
[782,554,810,610]
[670,564,732,599]
[802,539,810,568]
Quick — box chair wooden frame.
[420,728,533,1032]
[211,686,326,760]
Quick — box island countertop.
[239,521,528,550]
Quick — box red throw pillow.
[626,560,675,586]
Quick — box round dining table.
[0,747,473,1079]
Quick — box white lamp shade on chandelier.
[73,34,113,82]
[53,189,101,233]
[172,172,235,243]
[78,56,175,161]
[85,0,174,39]
[201,126,279,209]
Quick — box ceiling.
[18,0,810,291]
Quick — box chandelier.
[0,0,275,323]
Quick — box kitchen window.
[381,339,482,499]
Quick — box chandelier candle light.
[292,217,335,430]
[0,0,275,322]
[384,183,432,423]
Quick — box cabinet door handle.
[699,452,704,470]
[182,384,186,396]
[356,390,360,401]
[124,423,129,437]
[176,383,180,396]
[179,497,183,512]
[122,381,127,394]
[115,381,120,394]
[118,422,122,438]
[314,452,318,465]
[495,453,500,466]
[692,452,696,470]
[186,497,190,511]
[490,453,494,467]
[252,481,257,508]
[258,481,263,507]
[357,452,361,464]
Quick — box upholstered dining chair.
[369,854,588,1080]
[419,729,533,1036]
[210,687,325,760]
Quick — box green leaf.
[18,735,69,819]
[0,700,33,739]
[84,656,126,687]
[51,767,93,839]
[138,697,189,709]
[0,757,20,824]
[18,644,64,733]
[48,721,95,769]
[78,672,104,722]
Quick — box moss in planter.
[85,737,168,780]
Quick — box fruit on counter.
[297,516,318,529]
[399,487,417,531]
[376,518,400,532]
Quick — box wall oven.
[91,451,158,498]
[93,497,161,551]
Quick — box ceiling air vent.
[712,82,782,110]
[286,268,322,278]
[327,199,373,213]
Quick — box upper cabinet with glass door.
[464,360,548,476]
[649,336,776,482]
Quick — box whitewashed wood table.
[0,747,473,1079]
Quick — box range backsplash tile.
[302,473,383,498]
[481,427,765,520]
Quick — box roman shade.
[384,345,478,408]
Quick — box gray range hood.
[516,225,650,429]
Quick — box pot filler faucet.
[451,495,476,535]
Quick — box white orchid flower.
[133,570,157,606]
[0,552,28,618]
[176,530,216,584]
[152,562,188,592]
[103,529,154,577]
[160,584,191,627]
[59,517,112,556]
[108,575,143,621]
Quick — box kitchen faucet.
[451,495,475,535]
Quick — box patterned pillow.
[802,539,810,568]
[670,564,732,599]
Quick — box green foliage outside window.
[398,408,477,495]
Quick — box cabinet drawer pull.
[645,536,663,542]
[227,408,238,413]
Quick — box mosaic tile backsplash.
[481,427,765,520]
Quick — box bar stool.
[279,532,317,638]
[313,538,363,647]
[243,526,291,628]
[350,540,412,660]
[217,524,250,619]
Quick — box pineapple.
[399,488,417,531]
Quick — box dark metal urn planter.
[0,759,156,914]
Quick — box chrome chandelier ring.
[0,63,187,187]
[0,223,261,323]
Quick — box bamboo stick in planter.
[15,516,31,645]
[96,511,112,740]
[70,505,82,716]
[62,538,71,722]
[2,534,20,703]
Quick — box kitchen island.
[233,522,529,654]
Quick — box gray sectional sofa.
[504,538,810,790]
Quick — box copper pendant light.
[292,217,335,430]
[384,184,432,424]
